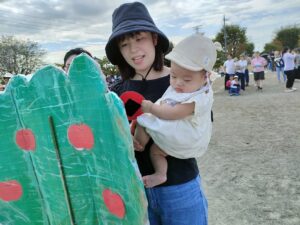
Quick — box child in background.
[226,75,233,90]
[135,34,221,187]
[229,75,240,96]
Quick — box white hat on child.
[165,34,222,72]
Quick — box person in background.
[63,48,93,72]
[235,55,247,90]
[0,73,13,91]
[223,54,235,90]
[229,75,240,96]
[274,50,286,83]
[251,51,267,91]
[294,48,300,79]
[244,55,251,86]
[269,50,275,71]
[105,2,208,224]
[282,47,297,92]
[226,75,233,90]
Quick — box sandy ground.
[198,71,300,225]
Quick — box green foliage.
[0,35,46,74]
[214,24,253,69]
[214,51,226,71]
[94,56,119,76]
[264,43,279,53]
[276,26,300,49]
[245,43,254,56]
[264,25,300,52]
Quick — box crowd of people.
[223,54,250,95]
[265,48,300,91]
[221,47,300,95]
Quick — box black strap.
[135,65,153,81]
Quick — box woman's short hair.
[63,48,92,68]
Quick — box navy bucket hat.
[105,2,169,65]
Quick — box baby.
[135,34,221,187]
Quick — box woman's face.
[118,32,157,74]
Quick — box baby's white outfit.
[137,84,213,159]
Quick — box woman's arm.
[141,100,195,120]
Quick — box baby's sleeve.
[185,89,213,118]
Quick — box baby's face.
[170,62,206,93]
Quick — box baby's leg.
[143,144,167,188]
[134,124,150,149]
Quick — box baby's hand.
[141,100,153,113]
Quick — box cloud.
[0,0,299,64]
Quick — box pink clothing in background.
[251,57,267,72]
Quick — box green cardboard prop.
[0,54,148,224]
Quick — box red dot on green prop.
[102,189,126,219]
[67,123,94,151]
[15,129,36,151]
[0,180,23,202]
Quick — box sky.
[1,0,300,65]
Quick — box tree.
[264,25,300,52]
[214,25,253,56]
[214,24,254,68]
[245,42,255,56]
[276,26,300,49]
[0,36,46,75]
[263,40,283,53]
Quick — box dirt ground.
[198,71,300,225]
